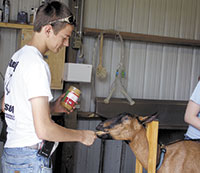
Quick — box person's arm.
[49,93,70,115]
[30,96,96,146]
[184,100,200,130]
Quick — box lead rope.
[90,34,101,111]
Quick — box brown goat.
[96,113,200,173]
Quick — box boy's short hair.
[34,1,75,34]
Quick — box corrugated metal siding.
[80,0,200,112]
[78,1,200,171]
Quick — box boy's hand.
[50,93,76,114]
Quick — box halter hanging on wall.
[104,32,135,105]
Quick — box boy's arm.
[184,100,200,130]
[30,96,96,146]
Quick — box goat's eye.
[121,116,129,121]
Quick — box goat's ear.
[141,112,158,125]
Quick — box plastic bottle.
[29,8,34,24]
[3,0,10,22]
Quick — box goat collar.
[156,145,166,171]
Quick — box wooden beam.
[83,27,200,47]
[95,97,188,130]
[0,22,33,29]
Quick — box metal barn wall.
[80,0,200,112]
[0,0,200,173]
[75,0,200,173]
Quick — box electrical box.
[63,63,92,83]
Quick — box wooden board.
[135,120,159,173]
[0,22,33,29]
[84,27,200,47]
[95,97,188,130]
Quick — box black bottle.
[3,0,10,22]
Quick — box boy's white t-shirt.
[4,45,53,148]
[185,81,200,139]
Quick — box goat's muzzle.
[96,122,113,139]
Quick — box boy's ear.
[43,25,52,36]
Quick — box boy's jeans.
[1,147,52,173]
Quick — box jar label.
[66,92,78,102]
[61,87,80,111]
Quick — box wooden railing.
[135,120,159,173]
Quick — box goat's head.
[96,112,158,141]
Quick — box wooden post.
[135,159,143,173]
[134,120,159,173]
[146,120,159,173]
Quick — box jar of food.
[61,86,81,111]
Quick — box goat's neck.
[129,128,149,170]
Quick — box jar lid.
[69,86,81,95]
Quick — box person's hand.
[50,93,76,114]
[81,130,97,146]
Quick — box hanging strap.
[156,147,166,171]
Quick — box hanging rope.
[96,32,107,80]
[91,35,101,100]
[104,32,135,105]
